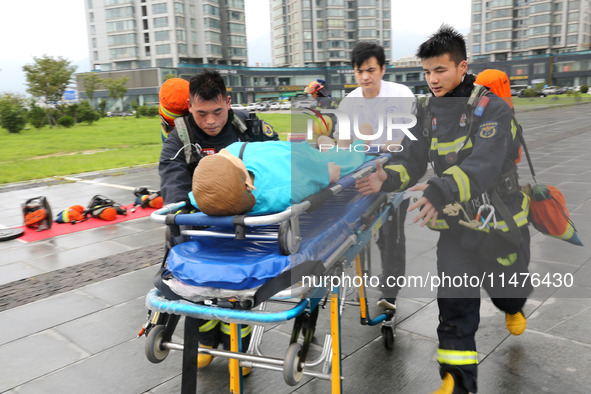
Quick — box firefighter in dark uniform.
[304,79,337,110]
[158,69,279,374]
[356,26,532,393]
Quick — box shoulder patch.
[479,121,498,138]
[262,121,275,137]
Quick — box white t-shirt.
[337,80,416,146]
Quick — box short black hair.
[189,69,227,102]
[416,25,467,65]
[351,41,386,69]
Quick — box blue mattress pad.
[165,189,384,290]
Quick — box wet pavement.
[0,103,590,393]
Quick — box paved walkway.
[0,104,590,393]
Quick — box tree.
[0,93,28,133]
[103,76,129,112]
[81,72,103,108]
[22,55,76,128]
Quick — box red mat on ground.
[18,203,158,242]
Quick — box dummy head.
[192,149,256,216]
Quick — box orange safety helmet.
[304,80,324,94]
[159,78,190,127]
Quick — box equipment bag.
[23,196,53,231]
[133,187,164,210]
[55,205,87,224]
[515,123,583,246]
[523,183,583,246]
[85,195,127,221]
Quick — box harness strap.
[490,188,523,244]
[174,116,195,164]
[238,142,249,160]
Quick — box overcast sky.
[0,0,470,95]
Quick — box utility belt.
[460,165,520,220]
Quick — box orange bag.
[527,184,583,246]
[475,69,523,163]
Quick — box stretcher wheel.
[145,325,170,363]
[283,342,304,386]
[381,325,394,350]
[278,221,300,255]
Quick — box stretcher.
[141,153,405,394]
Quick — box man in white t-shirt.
[339,42,417,314]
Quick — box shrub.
[0,93,28,133]
[580,85,589,94]
[28,106,47,129]
[57,115,75,128]
[137,105,159,118]
[77,100,99,124]
[521,88,535,98]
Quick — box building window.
[156,58,173,67]
[154,31,169,41]
[153,17,168,28]
[106,20,136,32]
[152,3,167,14]
[156,44,171,55]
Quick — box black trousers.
[377,198,409,301]
[435,227,531,393]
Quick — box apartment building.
[269,0,392,67]
[84,0,248,72]
[471,0,591,62]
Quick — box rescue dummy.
[191,140,372,216]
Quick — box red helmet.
[304,81,323,94]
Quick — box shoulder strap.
[174,116,195,164]
[513,115,537,183]
[231,113,248,136]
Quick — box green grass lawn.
[513,94,591,106]
[0,117,162,184]
[0,115,293,184]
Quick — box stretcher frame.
[142,154,404,393]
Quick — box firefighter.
[158,69,279,375]
[356,26,532,393]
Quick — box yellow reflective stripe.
[161,125,169,140]
[220,323,252,338]
[437,349,478,365]
[497,253,517,266]
[159,103,185,119]
[486,192,530,232]
[431,136,473,155]
[556,224,576,240]
[199,319,219,333]
[511,119,517,140]
[443,166,471,202]
[384,164,410,191]
[427,219,450,230]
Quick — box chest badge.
[459,113,467,127]
[431,117,437,132]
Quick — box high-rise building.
[84,0,248,71]
[471,0,591,62]
[270,0,392,67]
